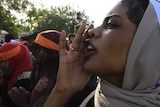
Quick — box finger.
[79,24,94,53]
[11,87,17,90]
[71,24,86,51]
[59,30,67,55]
[82,24,94,41]
[19,87,27,92]
[8,88,19,95]
[18,88,26,94]
[8,88,17,94]
[8,90,12,96]
[8,91,15,99]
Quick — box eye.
[106,23,118,29]
[104,19,119,29]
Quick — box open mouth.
[84,39,96,57]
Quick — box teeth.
[88,45,94,50]
[85,39,89,42]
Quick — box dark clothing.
[65,75,97,107]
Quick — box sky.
[29,0,120,27]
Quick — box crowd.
[0,0,160,107]
[0,29,97,107]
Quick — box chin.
[84,63,96,74]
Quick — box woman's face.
[84,3,137,86]
[32,48,47,63]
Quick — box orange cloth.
[34,30,69,52]
[0,45,21,60]
[35,34,59,51]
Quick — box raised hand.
[44,23,94,107]
[8,87,30,107]
[56,24,93,92]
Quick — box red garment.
[0,43,32,90]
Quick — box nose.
[87,26,101,38]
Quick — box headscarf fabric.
[34,30,69,52]
[34,30,60,51]
[0,43,32,90]
[95,0,160,107]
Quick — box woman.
[0,43,32,107]
[9,30,70,107]
[44,0,160,107]
[29,30,70,107]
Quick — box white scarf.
[95,1,160,107]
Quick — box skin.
[32,47,47,63]
[8,87,30,107]
[83,3,137,87]
[44,3,137,107]
[31,44,58,65]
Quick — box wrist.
[43,87,75,107]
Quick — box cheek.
[97,35,129,72]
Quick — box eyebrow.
[105,14,122,19]
[103,14,122,23]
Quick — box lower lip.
[84,51,95,59]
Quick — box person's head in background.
[31,30,69,66]
[20,32,39,51]
[0,43,32,89]
[30,30,70,90]
[5,34,14,43]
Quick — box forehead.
[106,3,128,19]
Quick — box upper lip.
[84,39,96,52]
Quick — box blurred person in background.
[4,34,14,43]
[8,30,69,107]
[0,43,32,107]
